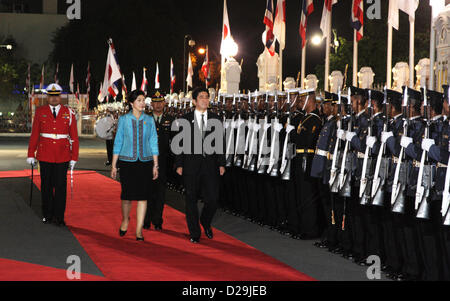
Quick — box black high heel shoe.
[119,229,127,237]
[136,236,144,241]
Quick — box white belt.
[316,149,328,157]
[357,152,365,159]
[40,133,69,140]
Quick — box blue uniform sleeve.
[405,142,421,160]
[386,136,398,156]
[149,117,159,156]
[113,116,124,155]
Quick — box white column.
[386,25,393,89]
[353,30,358,87]
[409,20,415,88]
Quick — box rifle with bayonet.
[268,92,283,176]
[329,88,343,192]
[257,92,272,174]
[338,88,353,197]
[359,90,373,204]
[415,88,432,219]
[225,94,237,167]
[371,87,389,206]
[442,86,450,225]
[391,87,409,213]
[280,90,297,180]
[234,94,245,167]
[246,92,261,172]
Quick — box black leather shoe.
[202,226,213,239]
[42,217,52,224]
[136,236,144,241]
[190,237,199,244]
[329,246,344,254]
[342,252,354,261]
[119,229,127,237]
[154,225,162,231]
[143,224,150,230]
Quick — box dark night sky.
[175,0,432,91]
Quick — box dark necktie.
[201,114,206,157]
[52,107,57,119]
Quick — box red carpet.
[3,170,315,281]
[0,258,105,281]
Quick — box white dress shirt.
[49,104,61,117]
[194,109,207,130]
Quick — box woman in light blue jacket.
[111,90,159,241]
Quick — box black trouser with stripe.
[39,161,69,221]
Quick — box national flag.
[186,53,193,89]
[122,75,127,100]
[54,63,59,84]
[155,62,160,90]
[220,0,232,56]
[201,46,210,87]
[170,58,176,93]
[98,83,104,103]
[132,72,137,91]
[300,0,314,48]
[75,82,80,103]
[86,61,91,96]
[273,0,286,50]
[263,0,275,55]
[69,63,74,94]
[101,43,122,99]
[39,65,44,90]
[108,38,126,94]
[141,67,148,94]
[388,0,419,30]
[351,0,364,42]
[320,0,338,40]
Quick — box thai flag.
[86,61,91,95]
[39,65,44,90]
[300,0,314,49]
[141,67,148,94]
[108,39,125,95]
[170,58,176,93]
[101,42,121,99]
[351,0,364,42]
[155,62,160,90]
[263,0,275,56]
[201,46,210,87]
[54,63,59,84]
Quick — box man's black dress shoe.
[342,252,354,260]
[42,217,52,224]
[143,224,150,230]
[329,246,344,254]
[190,237,199,244]
[154,225,163,231]
[202,226,213,239]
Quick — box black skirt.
[118,160,153,200]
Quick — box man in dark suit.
[175,87,226,243]
[144,91,174,231]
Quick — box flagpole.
[324,9,332,91]
[409,19,415,88]
[386,24,393,89]
[279,48,283,90]
[301,46,306,89]
[429,7,437,90]
[353,30,358,87]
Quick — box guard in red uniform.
[27,83,79,226]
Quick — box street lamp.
[198,47,206,55]
[311,35,322,46]
[221,37,238,59]
[183,35,195,93]
[0,45,13,50]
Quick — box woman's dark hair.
[126,90,145,111]
[192,87,209,100]
[128,90,145,103]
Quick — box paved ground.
[0,136,388,281]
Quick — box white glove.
[421,138,435,152]
[381,131,393,143]
[400,136,413,149]
[337,129,346,140]
[69,160,77,170]
[26,157,37,166]
[366,136,377,148]
[346,131,356,142]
